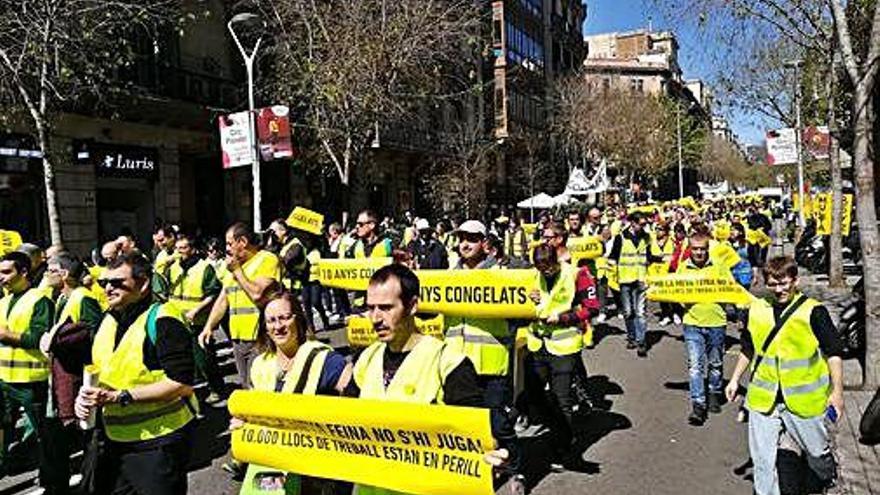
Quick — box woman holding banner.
[231,292,352,495]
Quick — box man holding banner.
[676,233,729,426]
[347,263,514,494]
[443,220,524,493]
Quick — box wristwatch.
[117,390,134,407]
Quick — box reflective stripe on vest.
[226,251,279,341]
[527,263,583,356]
[0,288,50,382]
[745,296,830,418]
[617,236,647,284]
[92,303,196,442]
[167,259,209,315]
[249,341,331,394]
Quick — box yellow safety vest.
[91,303,196,442]
[306,249,321,283]
[225,250,281,341]
[648,237,674,277]
[167,258,210,319]
[617,235,647,284]
[0,288,51,382]
[527,263,583,356]
[746,295,830,418]
[676,260,728,328]
[353,238,391,259]
[154,249,178,275]
[56,286,97,326]
[353,336,464,495]
[444,264,510,376]
[505,229,528,259]
[250,341,331,394]
[280,237,307,290]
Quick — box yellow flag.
[567,236,604,262]
[712,220,731,242]
[286,207,324,236]
[346,314,446,348]
[647,269,754,305]
[709,241,741,270]
[230,391,494,495]
[315,258,393,291]
[746,229,772,248]
[0,230,23,256]
[522,224,538,236]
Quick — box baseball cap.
[455,220,487,237]
[415,218,431,231]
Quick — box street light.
[785,59,806,228]
[228,11,266,231]
[677,102,684,199]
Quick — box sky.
[583,0,770,145]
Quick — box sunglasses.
[356,221,374,227]
[97,277,131,290]
[459,233,484,243]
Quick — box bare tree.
[0,1,181,246]
[259,0,482,222]
[700,135,751,183]
[422,123,496,219]
[508,129,554,203]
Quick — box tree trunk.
[827,64,844,288]
[852,91,880,389]
[35,121,62,247]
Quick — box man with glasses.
[676,233,729,426]
[347,209,392,259]
[725,256,843,495]
[0,252,54,487]
[75,252,197,495]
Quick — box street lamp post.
[786,59,806,227]
[677,102,684,199]
[228,12,265,231]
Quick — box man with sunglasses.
[444,220,524,494]
[0,252,54,487]
[76,252,197,495]
[347,209,392,259]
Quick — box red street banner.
[257,105,293,161]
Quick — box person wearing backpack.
[75,252,198,495]
[725,256,844,495]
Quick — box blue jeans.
[620,282,646,344]
[683,325,725,405]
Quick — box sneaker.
[222,460,246,480]
[658,317,671,327]
[637,344,648,357]
[673,314,682,325]
[625,340,637,350]
[506,474,527,495]
[205,392,222,405]
[708,393,723,414]
[596,313,607,324]
[688,404,707,426]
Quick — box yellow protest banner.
[647,262,669,278]
[286,207,324,236]
[346,314,446,348]
[567,236,604,262]
[842,194,854,236]
[792,192,813,217]
[316,258,393,291]
[746,228,772,248]
[815,193,854,236]
[647,269,754,305]
[709,241,741,270]
[230,392,495,495]
[417,269,537,318]
[0,230,23,256]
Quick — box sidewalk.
[798,274,879,494]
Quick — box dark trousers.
[525,349,577,455]
[43,418,81,495]
[200,339,227,395]
[97,431,192,495]
[302,282,330,330]
[478,374,521,474]
[0,381,57,490]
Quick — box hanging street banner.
[220,111,253,169]
[647,269,754,305]
[230,392,495,495]
[346,314,446,348]
[766,128,798,166]
[813,192,855,236]
[257,105,294,161]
